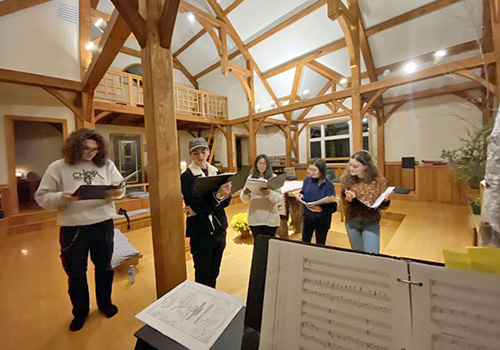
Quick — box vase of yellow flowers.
[230,212,250,238]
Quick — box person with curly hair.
[35,129,125,331]
[341,150,393,254]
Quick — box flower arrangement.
[230,213,250,234]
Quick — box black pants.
[250,225,277,237]
[302,215,331,245]
[60,219,115,318]
[190,232,226,288]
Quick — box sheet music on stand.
[410,262,500,350]
[259,239,500,350]
[260,240,412,350]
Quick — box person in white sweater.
[35,129,125,332]
[240,154,282,237]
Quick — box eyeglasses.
[83,147,99,152]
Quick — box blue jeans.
[345,217,380,254]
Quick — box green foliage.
[441,124,492,189]
[230,212,250,233]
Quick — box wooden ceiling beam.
[173,57,199,89]
[296,112,350,124]
[0,68,81,92]
[306,61,346,83]
[82,10,132,92]
[0,0,51,17]
[262,0,462,80]
[383,81,481,104]
[179,0,226,27]
[362,53,495,95]
[173,0,244,58]
[159,0,181,49]
[109,0,146,47]
[296,81,333,120]
[90,0,100,9]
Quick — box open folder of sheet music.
[72,170,139,199]
[259,239,500,350]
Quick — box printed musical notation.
[298,256,396,349]
[428,278,500,347]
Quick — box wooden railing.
[95,69,228,119]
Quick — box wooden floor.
[0,200,473,350]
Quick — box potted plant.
[441,123,493,190]
[471,196,481,215]
[230,212,251,238]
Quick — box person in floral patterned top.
[341,151,393,254]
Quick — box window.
[309,120,370,160]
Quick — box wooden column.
[285,118,293,166]
[226,125,234,171]
[81,91,95,129]
[140,0,187,297]
[247,60,257,162]
[490,0,500,104]
[79,0,92,79]
[377,113,385,176]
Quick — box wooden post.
[79,0,92,79]
[377,113,385,176]
[140,0,187,296]
[81,90,95,129]
[285,118,293,166]
[247,60,257,162]
[226,125,234,171]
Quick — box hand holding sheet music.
[356,186,395,209]
[292,193,337,207]
[71,170,139,199]
[244,173,287,193]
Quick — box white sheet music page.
[260,240,412,350]
[136,280,244,350]
[410,262,500,350]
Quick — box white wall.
[0,0,80,81]
[0,83,77,184]
[15,121,63,177]
[384,94,482,162]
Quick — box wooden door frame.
[5,115,68,216]
[233,133,249,170]
[109,133,145,184]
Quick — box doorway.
[110,135,143,184]
[5,116,67,214]
[235,135,249,171]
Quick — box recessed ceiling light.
[188,13,195,22]
[404,62,417,74]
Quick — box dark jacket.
[181,163,231,238]
[300,176,337,220]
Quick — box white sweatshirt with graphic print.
[35,159,125,227]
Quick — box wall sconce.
[15,170,24,178]
[180,161,187,173]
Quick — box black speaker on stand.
[401,157,415,190]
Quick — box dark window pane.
[363,136,369,151]
[325,122,349,137]
[309,126,321,138]
[363,121,369,132]
[325,139,350,158]
[310,142,321,158]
